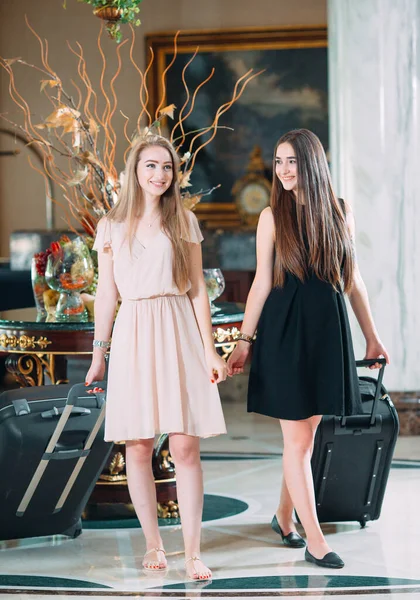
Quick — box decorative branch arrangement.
[1,19,262,236]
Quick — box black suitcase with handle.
[311,359,399,527]
[0,382,113,541]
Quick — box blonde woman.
[85,133,227,581]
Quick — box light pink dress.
[93,210,227,441]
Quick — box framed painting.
[146,26,328,228]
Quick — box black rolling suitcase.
[311,358,399,527]
[0,382,113,541]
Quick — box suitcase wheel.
[359,518,367,528]
[63,519,83,539]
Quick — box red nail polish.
[84,382,89,386]
[211,379,215,383]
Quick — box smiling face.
[136,145,173,198]
[275,142,297,193]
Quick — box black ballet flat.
[305,548,344,569]
[271,515,306,548]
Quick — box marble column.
[328,0,420,390]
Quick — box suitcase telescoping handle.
[16,381,106,517]
[67,381,106,408]
[355,358,386,369]
[355,358,386,426]
[53,381,107,514]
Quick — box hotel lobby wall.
[0,0,326,257]
[328,0,420,390]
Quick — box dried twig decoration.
[1,19,262,235]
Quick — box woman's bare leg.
[276,477,297,535]
[126,439,167,569]
[275,418,318,534]
[169,433,211,580]
[280,416,333,558]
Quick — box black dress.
[248,228,363,421]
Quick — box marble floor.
[0,377,419,600]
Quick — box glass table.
[0,302,244,516]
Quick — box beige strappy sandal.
[142,547,167,571]
[185,555,212,581]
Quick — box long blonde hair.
[270,129,354,293]
[107,134,190,291]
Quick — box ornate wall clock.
[232,146,271,228]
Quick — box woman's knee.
[126,439,154,464]
[169,435,200,467]
[281,421,314,455]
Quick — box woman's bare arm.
[239,207,275,337]
[227,207,275,374]
[85,248,118,383]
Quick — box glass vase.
[31,257,49,318]
[203,268,225,314]
[45,237,94,323]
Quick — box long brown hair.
[270,129,354,292]
[106,133,190,291]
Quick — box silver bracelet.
[93,339,110,349]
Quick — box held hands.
[85,351,106,386]
[365,339,390,369]
[205,349,228,383]
[227,340,252,376]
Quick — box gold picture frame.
[146,26,328,228]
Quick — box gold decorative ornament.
[99,473,127,482]
[212,327,241,359]
[99,450,127,481]
[93,6,121,21]
[5,353,68,387]
[160,450,173,472]
[92,6,123,43]
[37,354,69,385]
[5,355,44,387]
[212,327,240,344]
[158,500,179,519]
[232,145,271,227]
[0,334,52,351]
[65,1,143,44]
[108,451,125,475]
[217,343,237,361]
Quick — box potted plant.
[66,0,143,42]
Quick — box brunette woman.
[227,129,389,568]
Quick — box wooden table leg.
[5,352,68,387]
[5,353,45,387]
[39,354,68,385]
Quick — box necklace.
[143,211,161,228]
